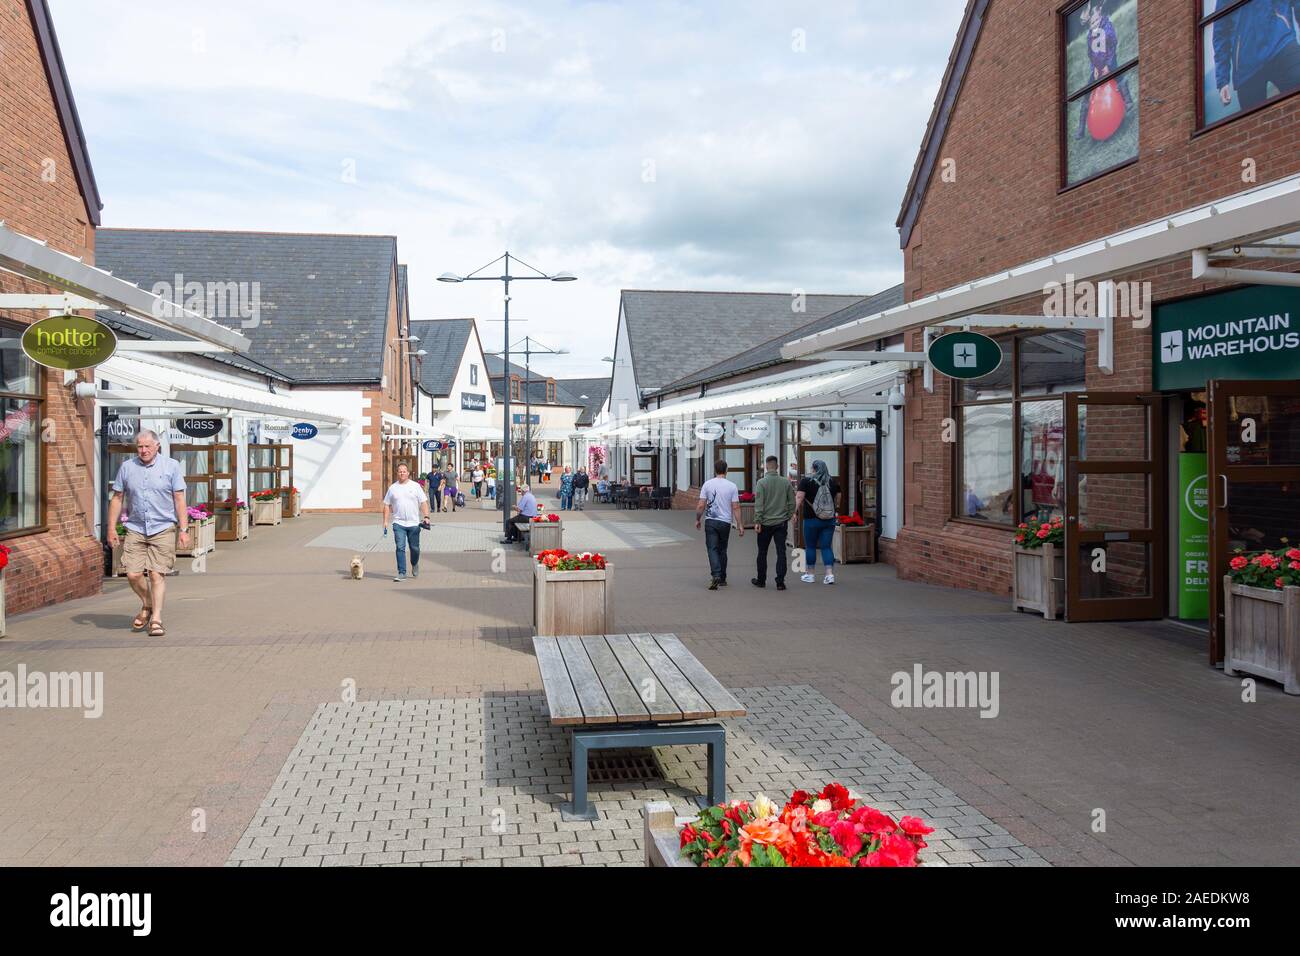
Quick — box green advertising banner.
[1154,285,1300,391]
[1177,452,1209,620]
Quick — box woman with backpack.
[795,459,841,585]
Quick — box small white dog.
[349,555,365,580]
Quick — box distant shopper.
[487,470,497,499]
[787,463,799,487]
[382,463,430,582]
[574,468,590,509]
[559,466,575,511]
[751,455,795,590]
[696,458,743,590]
[106,429,190,638]
[443,470,459,512]
[504,484,539,543]
[472,462,484,498]
[796,460,841,584]
[544,460,553,483]
[428,467,444,513]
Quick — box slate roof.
[397,264,409,325]
[94,229,398,385]
[484,355,585,407]
[557,376,613,426]
[409,318,474,397]
[653,284,906,396]
[97,311,293,383]
[619,290,865,392]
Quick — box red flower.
[1036,527,1050,539]
[1286,548,1300,561]
[1229,555,1248,571]
[820,782,853,811]
[860,833,919,867]
[679,824,698,847]
[851,806,897,835]
[898,815,935,839]
[1276,577,1286,589]
[829,820,864,857]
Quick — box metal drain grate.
[585,748,663,783]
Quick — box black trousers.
[704,519,731,581]
[755,522,788,585]
[505,513,530,542]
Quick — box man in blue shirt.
[106,429,190,637]
[503,484,539,543]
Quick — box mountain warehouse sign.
[1154,286,1300,391]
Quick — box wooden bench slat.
[627,633,714,720]
[580,635,650,720]
[605,634,683,722]
[532,636,584,725]
[651,634,747,718]
[557,636,619,724]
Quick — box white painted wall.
[260,388,366,510]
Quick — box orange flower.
[738,818,795,859]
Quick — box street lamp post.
[438,254,575,537]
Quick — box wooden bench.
[532,633,747,821]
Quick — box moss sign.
[1154,286,1300,391]
[21,314,117,370]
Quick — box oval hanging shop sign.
[694,421,724,442]
[733,418,769,442]
[291,422,318,440]
[927,330,1003,380]
[175,413,222,439]
[422,439,443,451]
[21,314,117,370]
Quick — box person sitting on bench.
[503,484,539,543]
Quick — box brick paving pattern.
[227,686,1045,866]
[2,504,1296,866]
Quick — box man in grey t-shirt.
[695,458,743,590]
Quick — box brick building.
[781,0,1300,666]
[0,0,105,614]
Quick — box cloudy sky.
[52,0,966,377]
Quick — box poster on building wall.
[1199,0,1300,127]
[1178,452,1210,620]
[1063,0,1140,186]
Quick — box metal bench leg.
[706,730,726,807]
[561,732,598,822]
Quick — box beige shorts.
[122,525,177,575]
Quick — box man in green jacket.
[752,454,796,590]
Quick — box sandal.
[132,606,152,631]
[148,620,166,637]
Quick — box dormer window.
[546,380,556,403]
[510,376,521,401]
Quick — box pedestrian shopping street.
[1,500,1294,868]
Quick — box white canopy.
[627,362,907,425]
[0,220,249,352]
[96,354,348,426]
[782,171,1300,357]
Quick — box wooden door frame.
[629,451,658,488]
[1063,392,1167,622]
[1207,379,1300,664]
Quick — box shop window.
[1,325,45,537]
[953,331,1084,526]
[1062,0,1140,188]
[690,448,704,488]
[1199,0,1300,129]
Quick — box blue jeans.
[803,517,836,570]
[561,490,573,510]
[393,523,421,575]
[704,518,731,581]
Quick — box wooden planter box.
[533,561,613,637]
[289,491,303,517]
[738,502,755,527]
[251,498,282,526]
[643,802,694,867]
[177,520,215,558]
[1011,542,1063,620]
[234,510,250,540]
[833,523,876,564]
[527,519,563,555]
[1223,578,1299,695]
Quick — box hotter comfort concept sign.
[1154,285,1300,391]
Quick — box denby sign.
[21,315,117,370]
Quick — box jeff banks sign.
[1155,286,1300,391]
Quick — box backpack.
[812,478,836,520]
